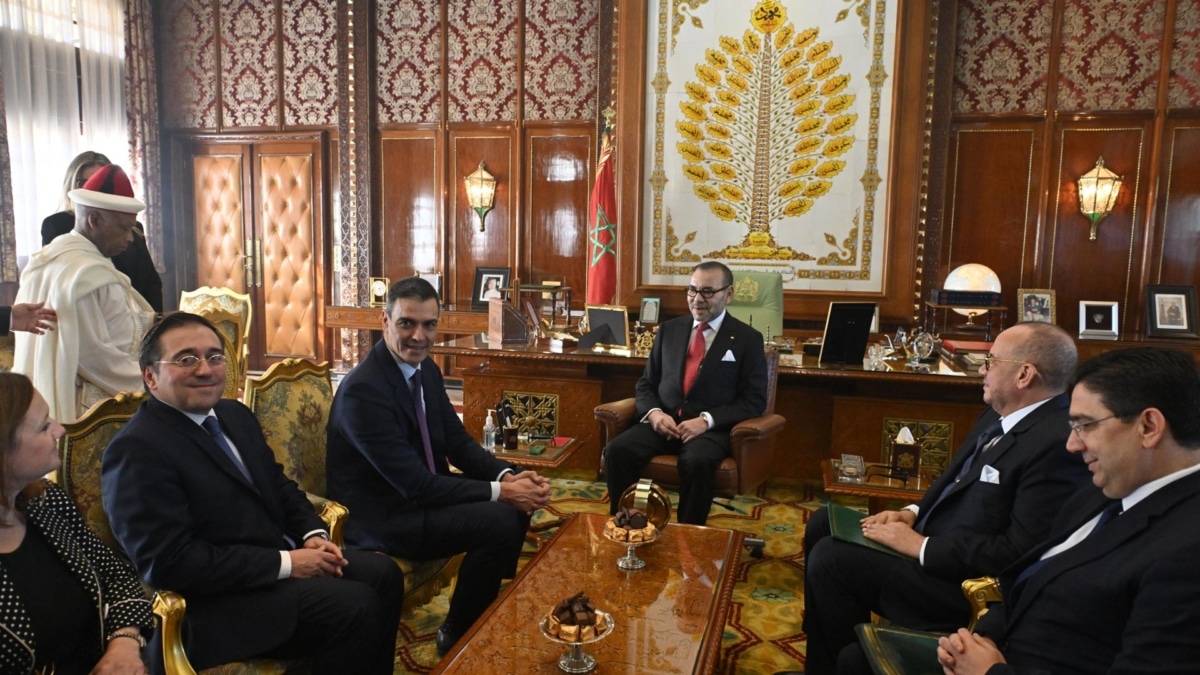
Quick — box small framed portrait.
[1017,288,1055,324]
[584,304,630,347]
[1145,285,1199,339]
[471,267,511,310]
[1079,301,1119,340]
[640,297,661,324]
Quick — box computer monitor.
[818,302,878,365]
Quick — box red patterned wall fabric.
[953,0,1052,115]
[1169,0,1200,108]
[446,0,518,123]
[1057,0,1165,111]
[220,0,279,128]
[283,0,338,126]
[159,0,217,129]
[524,0,599,121]
[376,0,443,124]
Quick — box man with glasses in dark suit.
[789,322,1089,675]
[603,260,768,525]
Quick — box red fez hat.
[68,164,145,214]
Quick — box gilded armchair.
[179,286,252,399]
[243,357,461,616]
[593,346,786,499]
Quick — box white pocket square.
[722,349,736,362]
[980,465,1001,484]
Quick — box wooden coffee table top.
[431,513,743,674]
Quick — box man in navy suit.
[934,347,1200,675]
[792,322,1089,675]
[326,277,551,657]
[604,261,768,525]
[102,313,403,674]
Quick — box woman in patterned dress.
[0,373,153,674]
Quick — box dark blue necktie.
[916,420,1004,532]
[1012,500,1123,592]
[202,416,252,483]
[411,370,438,473]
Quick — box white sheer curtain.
[0,0,127,264]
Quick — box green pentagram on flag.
[590,207,616,265]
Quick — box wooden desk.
[821,459,932,512]
[432,513,741,674]
[495,437,579,469]
[433,333,988,479]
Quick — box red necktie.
[682,322,709,395]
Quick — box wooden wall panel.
[524,128,594,293]
[1048,124,1150,335]
[1155,122,1200,288]
[379,133,442,282]
[449,132,515,309]
[943,127,1040,294]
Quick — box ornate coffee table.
[431,513,743,674]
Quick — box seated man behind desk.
[792,322,1089,675]
[604,260,768,525]
[102,313,403,674]
[933,347,1200,674]
[326,277,551,657]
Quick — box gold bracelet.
[107,629,147,650]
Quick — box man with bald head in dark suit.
[603,260,768,525]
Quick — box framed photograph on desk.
[1079,301,1119,340]
[472,266,511,310]
[584,304,630,347]
[640,297,661,324]
[1017,288,1055,324]
[1145,285,1198,339]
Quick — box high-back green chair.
[726,270,784,341]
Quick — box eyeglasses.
[1068,415,1116,439]
[157,354,228,370]
[685,285,731,299]
[982,354,1031,371]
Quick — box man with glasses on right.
[790,322,1089,675]
[603,260,768,525]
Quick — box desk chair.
[727,270,784,342]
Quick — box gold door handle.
[254,239,263,288]
[243,237,254,284]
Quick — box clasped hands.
[858,508,925,559]
[288,536,348,579]
[499,469,551,515]
[648,410,707,443]
[936,628,1006,674]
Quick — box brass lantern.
[1077,157,1123,242]
[463,161,497,232]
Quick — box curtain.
[124,0,160,266]
[0,71,16,282]
[0,0,128,264]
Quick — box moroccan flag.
[586,126,617,305]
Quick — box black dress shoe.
[773,671,804,675]
[436,621,461,657]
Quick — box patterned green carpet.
[392,470,828,674]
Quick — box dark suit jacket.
[914,394,1089,580]
[326,340,516,551]
[102,397,327,665]
[976,470,1200,674]
[636,312,768,429]
[42,211,164,312]
[0,305,9,336]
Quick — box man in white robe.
[13,165,155,422]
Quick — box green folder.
[826,501,909,559]
[855,623,942,675]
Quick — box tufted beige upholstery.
[257,154,317,359]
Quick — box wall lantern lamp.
[463,161,497,232]
[1077,156,1123,242]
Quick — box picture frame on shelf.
[471,266,511,311]
[1144,285,1199,339]
[1079,301,1119,340]
[640,297,661,324]
[583,304,631,348]
[1017,288,1055,324]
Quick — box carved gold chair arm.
[962,576,1002,632]
[315,497,349,548]
[153,590,198,675]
